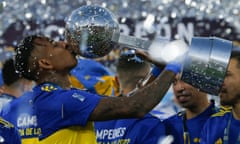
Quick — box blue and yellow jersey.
[1,91,40,144]
[70,58,121,144]
[0,117,21,144]
[163,102,218,144]
[70,58,120,97]
[69,75,119,97]
[219,105,232,112]
[32,83,102,144]
[70,75,120,144]
[200,111,240,144]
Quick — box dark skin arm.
[89,69,175,121]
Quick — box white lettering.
[155,23,171,39]
[133,21,194,41]
[17,114,37,127]
[96,127,127,140]
[177,23,194,42]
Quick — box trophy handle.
[112,32,151,50]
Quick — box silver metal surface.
[181,37,233,95]
[65,5,120,58]
[117,34,151,50]
[65,5,153,58]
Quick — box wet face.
[31,37,78,72]
[173,74,207,109]
[220,58,240,106]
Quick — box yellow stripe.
[211,111,230,117]
[22,137,40,144]
[39,123,97,144]
[0,117,14,128]
[69,75,85,89]
[220,106,232,112]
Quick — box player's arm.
[135,49,165,86]
[89,64,179,121]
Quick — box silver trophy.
[181,37,233,95]
[65,5,151,58]
[65,5,233,95]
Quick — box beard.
[220,93,240,106]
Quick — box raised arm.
[89,63,179,121]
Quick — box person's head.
[220,48,240,106]
[116,49,151,94]
[173,74,208,109]
[2,58,21,86]
[15,35,77,83]
[2,58,34,97]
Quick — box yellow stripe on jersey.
[219,105,232,112]
[94,76,117,96]
[39,122,97,144]
[22,138,40,144]
[69,75,120,97]
[69,75,85,89]
[211,110,231,117]
[215,138,223,144]
[0,117,14,128]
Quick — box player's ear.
[38,59,53,69]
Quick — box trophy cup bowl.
[65,5,120,58]
[181,37,233,95]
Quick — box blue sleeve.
[60,89,102,126]
[151,65,162,77]
[0,101,16,125]
[1,95,31,127]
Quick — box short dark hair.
[15,35,40,81]
[116,50,151,88]
[117,50,146,72]
[2,58,21,86]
